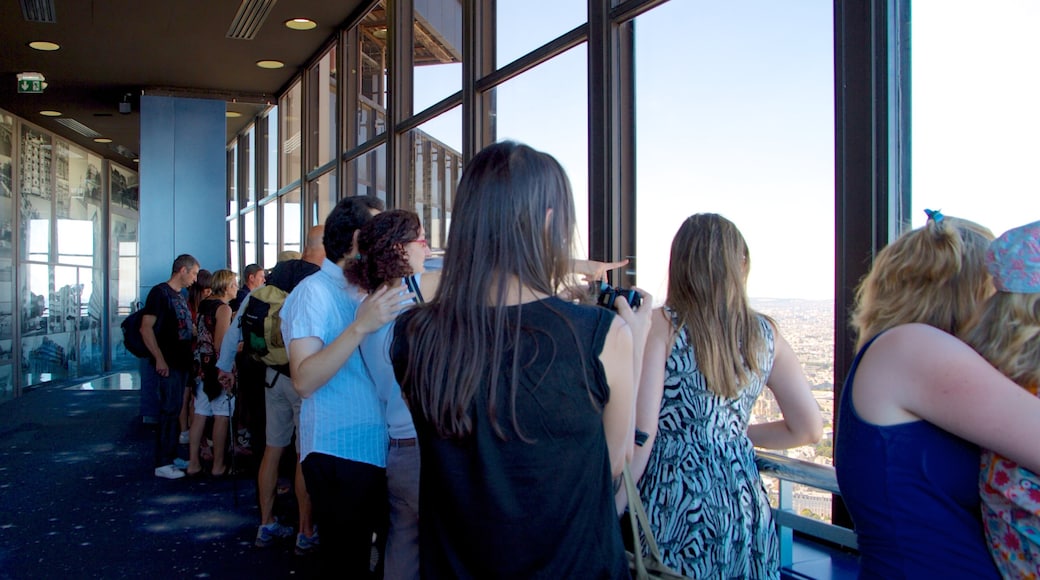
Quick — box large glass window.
[311,47,338,169]
[408,106,462,250]
[20,125,51,262]
[110,163,139,370]
[634,1,835,519]
[311,171,339,228]
[263,107,279,198]
[491,44,589,257]
[351,145,387,201]
[242,209,257,268]
[413,0,462,114]
[261,198,278,268]
[227,143,238,215]
[358,2,389,144]
[281,188,302,253]
[280,80,303,188]
[495,0,585,69]
[910,2,1039,237]
[243,124,256,207]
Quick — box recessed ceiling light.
[226,111,242,118]
[256,60,284,69]
[29,41,60,51]
[285,18,316,31]
[39,110,62,117]
[94,138,112,143]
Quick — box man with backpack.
[218,227,324,553]
[140,254,200,479]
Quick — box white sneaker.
[154,464,185,479]
[178,430,190,444]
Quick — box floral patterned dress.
[981,382,1040,580]
[638,308,779,578]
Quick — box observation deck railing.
[754,451,858,567]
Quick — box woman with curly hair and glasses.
[835,211,1040,578]
[346,208,430,580]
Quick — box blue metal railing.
[755,451,858,566]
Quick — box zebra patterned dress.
[638,308,779,579]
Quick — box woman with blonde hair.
[186,268,237,477]
[631,213,822,578]
[963,219,1040,579]
[835,211,1040,578]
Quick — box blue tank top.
[834,332,999,579]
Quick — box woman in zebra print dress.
[630,214,823,578]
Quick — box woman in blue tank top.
[835,211,1040,578]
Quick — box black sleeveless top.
[392,297,629,579]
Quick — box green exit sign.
[18,79,43,94]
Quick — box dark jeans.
[302,452,387,578]
[139,357,159,420]
[153,367,189,467]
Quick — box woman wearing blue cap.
[964,219,1040,579]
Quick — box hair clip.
[924,209,944,224]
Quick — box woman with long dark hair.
[391,141,649,578]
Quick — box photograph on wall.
[19,125,51,199]
[111,165,138,210]
[55,141,71,218]
[0,113,12,198]
[0,114,13,255]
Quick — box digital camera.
[594,281,642,310]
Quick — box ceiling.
[0,0,365,165]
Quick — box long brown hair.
[397,141,579,439]
[666,214,768,399]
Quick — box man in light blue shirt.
[280,196,414,576]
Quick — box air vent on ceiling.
[20,0,56,23]
[55,118,101,139]
[226,0,278,40]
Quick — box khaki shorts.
[264,367,301,450]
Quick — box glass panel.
[264,106,279,198]
[281,188,302,252]
[227,143,237,215]
[243,209,257,268]
[262,199,278,269]
[58,144,103,267]
[280,80,303,188]
[0,363,12,403]
[243,124,256,207]
[911,3,1037,236]
[312,47,338,168]
[358,2,389,143]
[351,144,387,202]
[312,171,339,230]
[495,0,585,69]
[228,215,239,275]
[491,44,589,257]
[20,125,52,262]
[407,106,462,251]
[634,1,836,519]
[21,263,71,385]
[110,185,139,370]
[413,0,462,113]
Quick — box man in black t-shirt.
[141,254,199,479]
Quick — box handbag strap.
[624,464,669,576]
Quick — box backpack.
[240,259,320,374]
[240,284,290,370]
[121,308,151,358]
[194,299,223,400]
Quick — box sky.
[411,0,1039,301]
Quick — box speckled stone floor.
[0,372,319,579]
